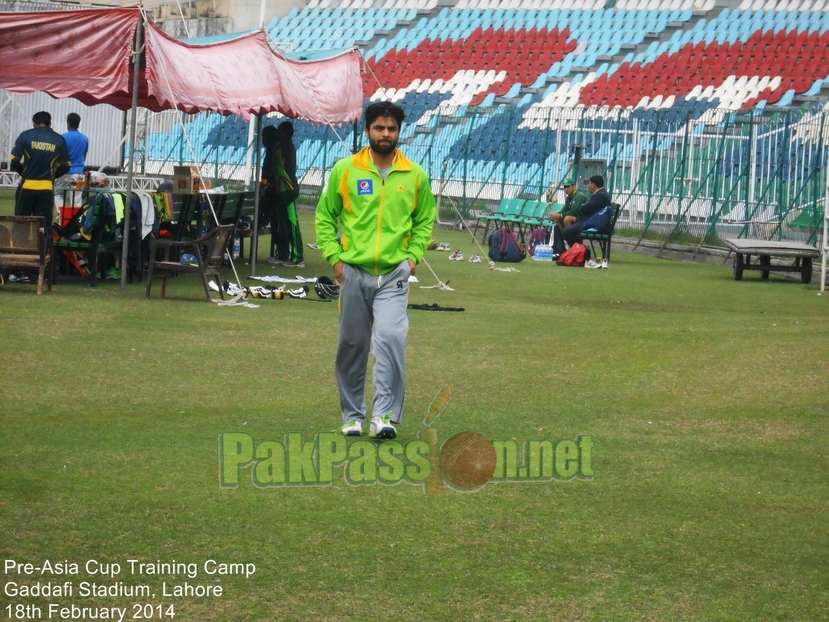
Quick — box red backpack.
[556,243,588,267]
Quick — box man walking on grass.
[315,101,436,440]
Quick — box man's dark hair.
[67,113,81,129]
[262,124,278,148]
[364,101,405,128]
[32,111,52,127]
[277,120,294,138]
[589,175,605,188]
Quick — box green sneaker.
[338,420,363,437]
[105,267,122,280]
[368,414,396,440]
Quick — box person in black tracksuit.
[260,121,303,267]
[273,121,303,267]
[563,174,612,246]
[9,110,70,283]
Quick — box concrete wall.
[233,0,300,31]
[157,0,302,37]
[161,16,235,39]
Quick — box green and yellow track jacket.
[315,147,436,276]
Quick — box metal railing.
[4,103,826,248]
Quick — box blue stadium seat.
[774,90,795,107]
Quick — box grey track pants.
[336,260,410,424]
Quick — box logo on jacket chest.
[357,179,373,195]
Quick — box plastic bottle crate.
[531,244,554,261]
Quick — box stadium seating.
[256,0,829,118]
[137,0,829,208]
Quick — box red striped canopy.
[0,8,363,123]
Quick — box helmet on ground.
[314,275,340,300]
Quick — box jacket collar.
[353,146,413,173]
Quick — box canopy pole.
[243,117,255,188]
[120,14,144,290]
[250,114,263,278]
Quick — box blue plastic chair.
[803,80,824,97]
[774,90,795,107]
[504,83,522,98]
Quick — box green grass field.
[1,205,828,621]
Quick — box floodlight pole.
[120,14,144,290]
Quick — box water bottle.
[232,237,240,260]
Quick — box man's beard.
[369,137,397,156]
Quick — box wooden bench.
[0,216,52,294]
[723,238,820,283]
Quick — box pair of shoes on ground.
[449,249,464,261]
[431,242,451,251]
[338,414,396,440]
[267,256,305,268]
[469,254,482,263]
[8,273,30,284]
[585,259,609,269]
[245,285,308,299]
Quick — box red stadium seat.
[494,80,512,97]
[793,76,813,92]
[764,87,783,104]
[470,91,489,106]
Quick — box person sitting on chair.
[562,175,612,248]
[548,177,586,254]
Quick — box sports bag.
[488,227,526,263]
[556,242,589,267]
[579,205,613,235]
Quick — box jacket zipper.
[374,175,385,275]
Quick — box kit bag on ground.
[488,226,526,263]
[556,242,590,267]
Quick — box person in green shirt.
[547,177,586,254]
[315,101,435,440]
